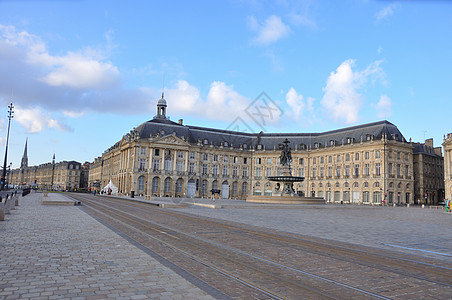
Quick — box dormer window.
[243,143,248,149]
[224,141,229,147]
[346,137,353,144]
[203,139,209,145]
[329,140,336,146]
[257,144,263,150]
[299,144,306,150]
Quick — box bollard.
[422,204,424,208]
[407,204,410,208]
[393,203,396,207]
[0,200,4,221]
[10,194,15,210]
[5,196,10,215]
[15,195,18,206]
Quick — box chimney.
[178,119,183,125]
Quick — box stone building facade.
[443,133,452,201]
[88,96,417,205]
[413,139,444,205]
[9,143,82,191]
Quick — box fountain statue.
[246,138,325,204]
[268,138,304,196]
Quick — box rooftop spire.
[20,138,28,169]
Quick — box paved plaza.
[0,192,214,300]
[171,198,452,264]
[1,192,451,299]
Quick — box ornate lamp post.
[1,102,14,191]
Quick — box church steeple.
[20,138,28,169]
[154,92,168,120]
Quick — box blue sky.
[0,0,451,168]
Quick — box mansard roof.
[129,119,407,150]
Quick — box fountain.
[246,138,325,204]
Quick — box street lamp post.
[1,103,14,191]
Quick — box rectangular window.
[389,151,392,159]
[243,157,247,164]
[189,162,195,173]
[139,159,146,171]
[320,167,324,178]
[364,163,370,176]
[363,191,370,203]
[203,153,208,161]
[233,166,238,177]
[299,168,304,177]
[255,167,261,177]
[312,168,316,178]
[256,158,262,164]
[375,150,380,159]
[337,155,341,162]
[313,157,317,164]
[176,161,183,172]
[234,156,238,163]
[224,156,229,163]
[189,152,195,159]
[243,167,248,177]
[299,158,304,165]
[389,163,393,175]
[345,165,350,177]
[405,165,409,177]
[223,166,228,176]
[178,151,184,158]
[397,152,401,160]
[164,159,172,171]
[355,153,359,160]
[212,165,218,176]
[328,156,332,163]
[365,152,370,159]
[154,149,160,156]
[266,167,272,177]
[267,158,272,164]
[375,163,381,176]
[152,159,160,171]
[202,164,208,175]
[397,164,401,177]
[213,155,218,162]
[141,147,146,155]
[354,164,359,176]
[328,167,332,177]
[336,166,341,177]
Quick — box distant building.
[413,139,444,205]
[443,133,452,201]
[88,95,419,205]
[9,141,82,190]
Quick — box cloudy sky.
[0,0,451,168]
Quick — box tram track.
[68,193,452,299]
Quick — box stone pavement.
[0,192,214,300]
[169,198,452,264]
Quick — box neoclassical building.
[443,133,452,201]
[88,95,417,205]
[9,141,82,191]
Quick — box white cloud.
[165,80,201,114]
[376,94,392,119]
[249,15,290,45]
[40,52,120,89]
[0,25,152,115]
[375,4,400,22]
[285,88,314,120]
[321,59,384,124]
[14,106,71,133]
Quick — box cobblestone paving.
[171,200,452,263]
[0,192,214,300]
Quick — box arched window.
[164,177,171,193]
[212,180,218,190]
[176,178,183,193]
[202,180,208,195]
[152,177,159,193]
[232,181,238,196]
[138,175,145,191]
[242,182,248,195]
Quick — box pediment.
[152,134,190,146]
